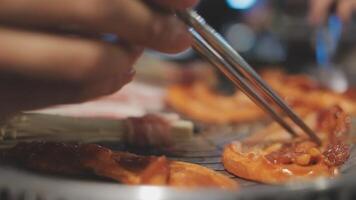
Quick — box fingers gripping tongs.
[177,10,321,145]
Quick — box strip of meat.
[169,161,237,189]
[166,83,264,124]
[0,142,237,189]
[222,106,351,184]
[166,70,356,124]
[125,114,171,148]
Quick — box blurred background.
[148,0,356,87]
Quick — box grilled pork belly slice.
[1,142,237,189]
[222,106,351,184]
[166,70,356,124]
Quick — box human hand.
[0,0,198,118]
[309,0,356,25]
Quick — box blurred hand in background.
[309,0,356,25]
[0,0,198,119]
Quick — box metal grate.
[1,119,356,200]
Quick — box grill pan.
[0,115,356,200]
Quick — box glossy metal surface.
[2,166,356,200]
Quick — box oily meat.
[166,82,264,124]
[323,143,350,167]
[0,142,237,189]
[125,114,171,148]
[0,142,165,184]
[1,142,87,176]
[222,106,351,184]
[166,70,356,124]
[263,140,350,167]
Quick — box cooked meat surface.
[222,106,351,183]
[1,142,237,189]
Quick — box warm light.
[226,0,257,10]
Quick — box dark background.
[157,0,356,73]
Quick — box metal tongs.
[177,10,322,145]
